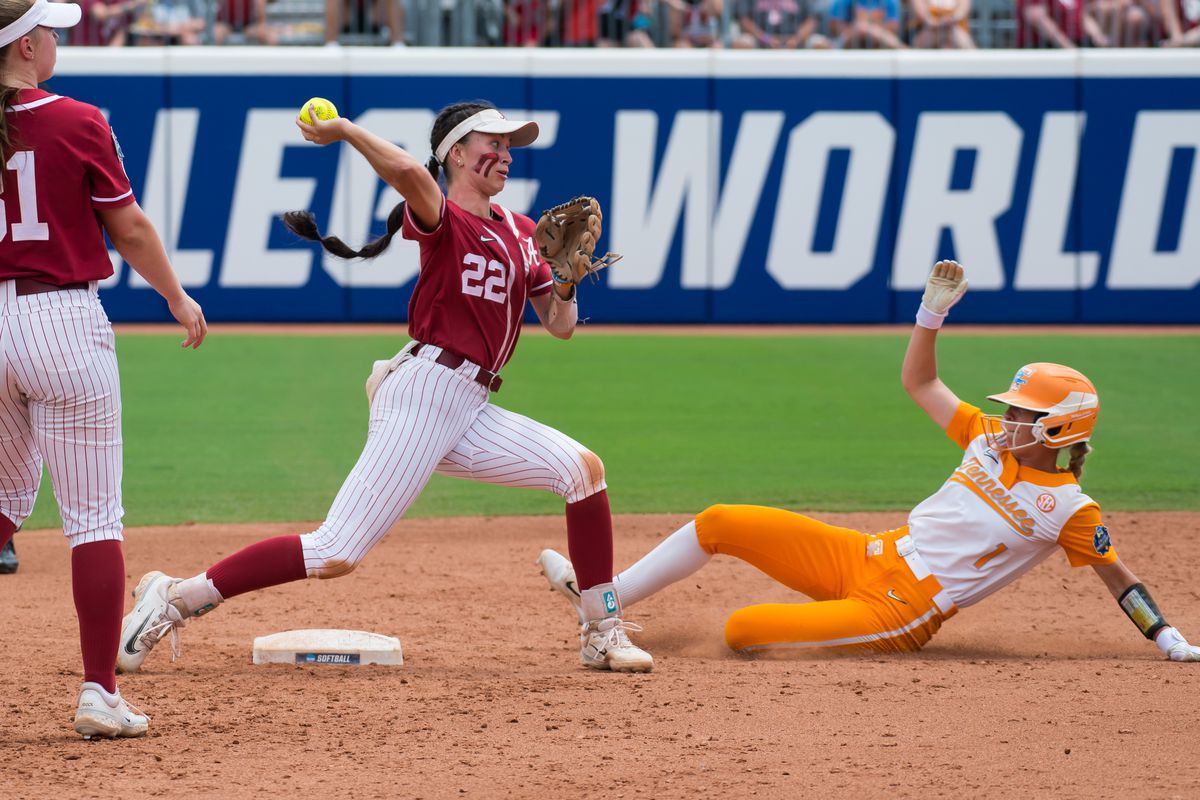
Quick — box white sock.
[613,521,711,609]
[175,573,224,617]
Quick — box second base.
[252,628,403,666]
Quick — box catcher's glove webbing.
[534,196,622,285]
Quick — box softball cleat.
[117,571,188,674]
[580,618,654,673]
[537,548,584,622]
[74,682,149,740]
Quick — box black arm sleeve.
[1117,583,1168,640]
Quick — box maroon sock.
[71,541,124,694]
[565,490,614,590]
[206,535,308,600]
[0,513,15,550]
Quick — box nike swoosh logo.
[123,617,150,655]
[886,589,907,605]
[565,580,581,599]
[481,236,494,242]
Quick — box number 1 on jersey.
[973,543,1007,570]
[0,152,50,242]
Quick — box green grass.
[20,332,1200,529]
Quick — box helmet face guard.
[981,415,1045,452]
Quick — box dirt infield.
[6,512,1200,799]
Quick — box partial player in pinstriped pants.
[117,99,653,681]
[0,284,124,548]
[0,0,207,740]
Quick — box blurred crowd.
[64,0,1200,48]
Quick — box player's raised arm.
[1093,557,1200,662]
[97,202,207,349]
[296,102,442,230]
[901,260,968,430]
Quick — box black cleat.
[0,540,17,574]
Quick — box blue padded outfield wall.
[53,50,1200,323]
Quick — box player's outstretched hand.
[296,104,347,146]
[921,259,968,315]
[170,293,208,349]
[1167,640,1200,662]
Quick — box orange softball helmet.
[985,363,1099,449]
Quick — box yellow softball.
[299,97,339,126]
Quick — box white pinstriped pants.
[300,344,606,578]
[0,282,123,547]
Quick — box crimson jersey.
[0,89,134,285]
[401,196,554,373]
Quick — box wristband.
[915,303,948,330]
[1155,626,1186,656]
[1118,582,1168,640]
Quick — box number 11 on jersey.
[0,152,50,242]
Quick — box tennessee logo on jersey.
[947,457,1037,537]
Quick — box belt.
[13,278,89,296]
[410,343,503,393]
[895,534,957,618]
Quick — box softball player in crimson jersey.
[119,100,653,675]
[540,262,1200,662]
[0,0,206,739]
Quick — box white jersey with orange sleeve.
[907,402,1116,608]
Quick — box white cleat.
[580,617,654,673]
[116,571,188,674]
[74,682,149,740]
[537,549,583,622]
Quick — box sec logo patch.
[1036,493,1056,512]
[1093,525,1112,556]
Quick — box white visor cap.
[0,1,81,47]
[434,108,539,165]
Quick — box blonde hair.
[1066,442,1092,480]
[0,0,35,165]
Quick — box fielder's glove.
[535,196,622,285]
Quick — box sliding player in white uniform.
[539,261,1200,661]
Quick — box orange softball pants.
[694,505,957,654]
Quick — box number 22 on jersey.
[461,253,507,304]
[0,152,50,242]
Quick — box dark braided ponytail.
[282,204,406,261]
[281,99,497,261]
